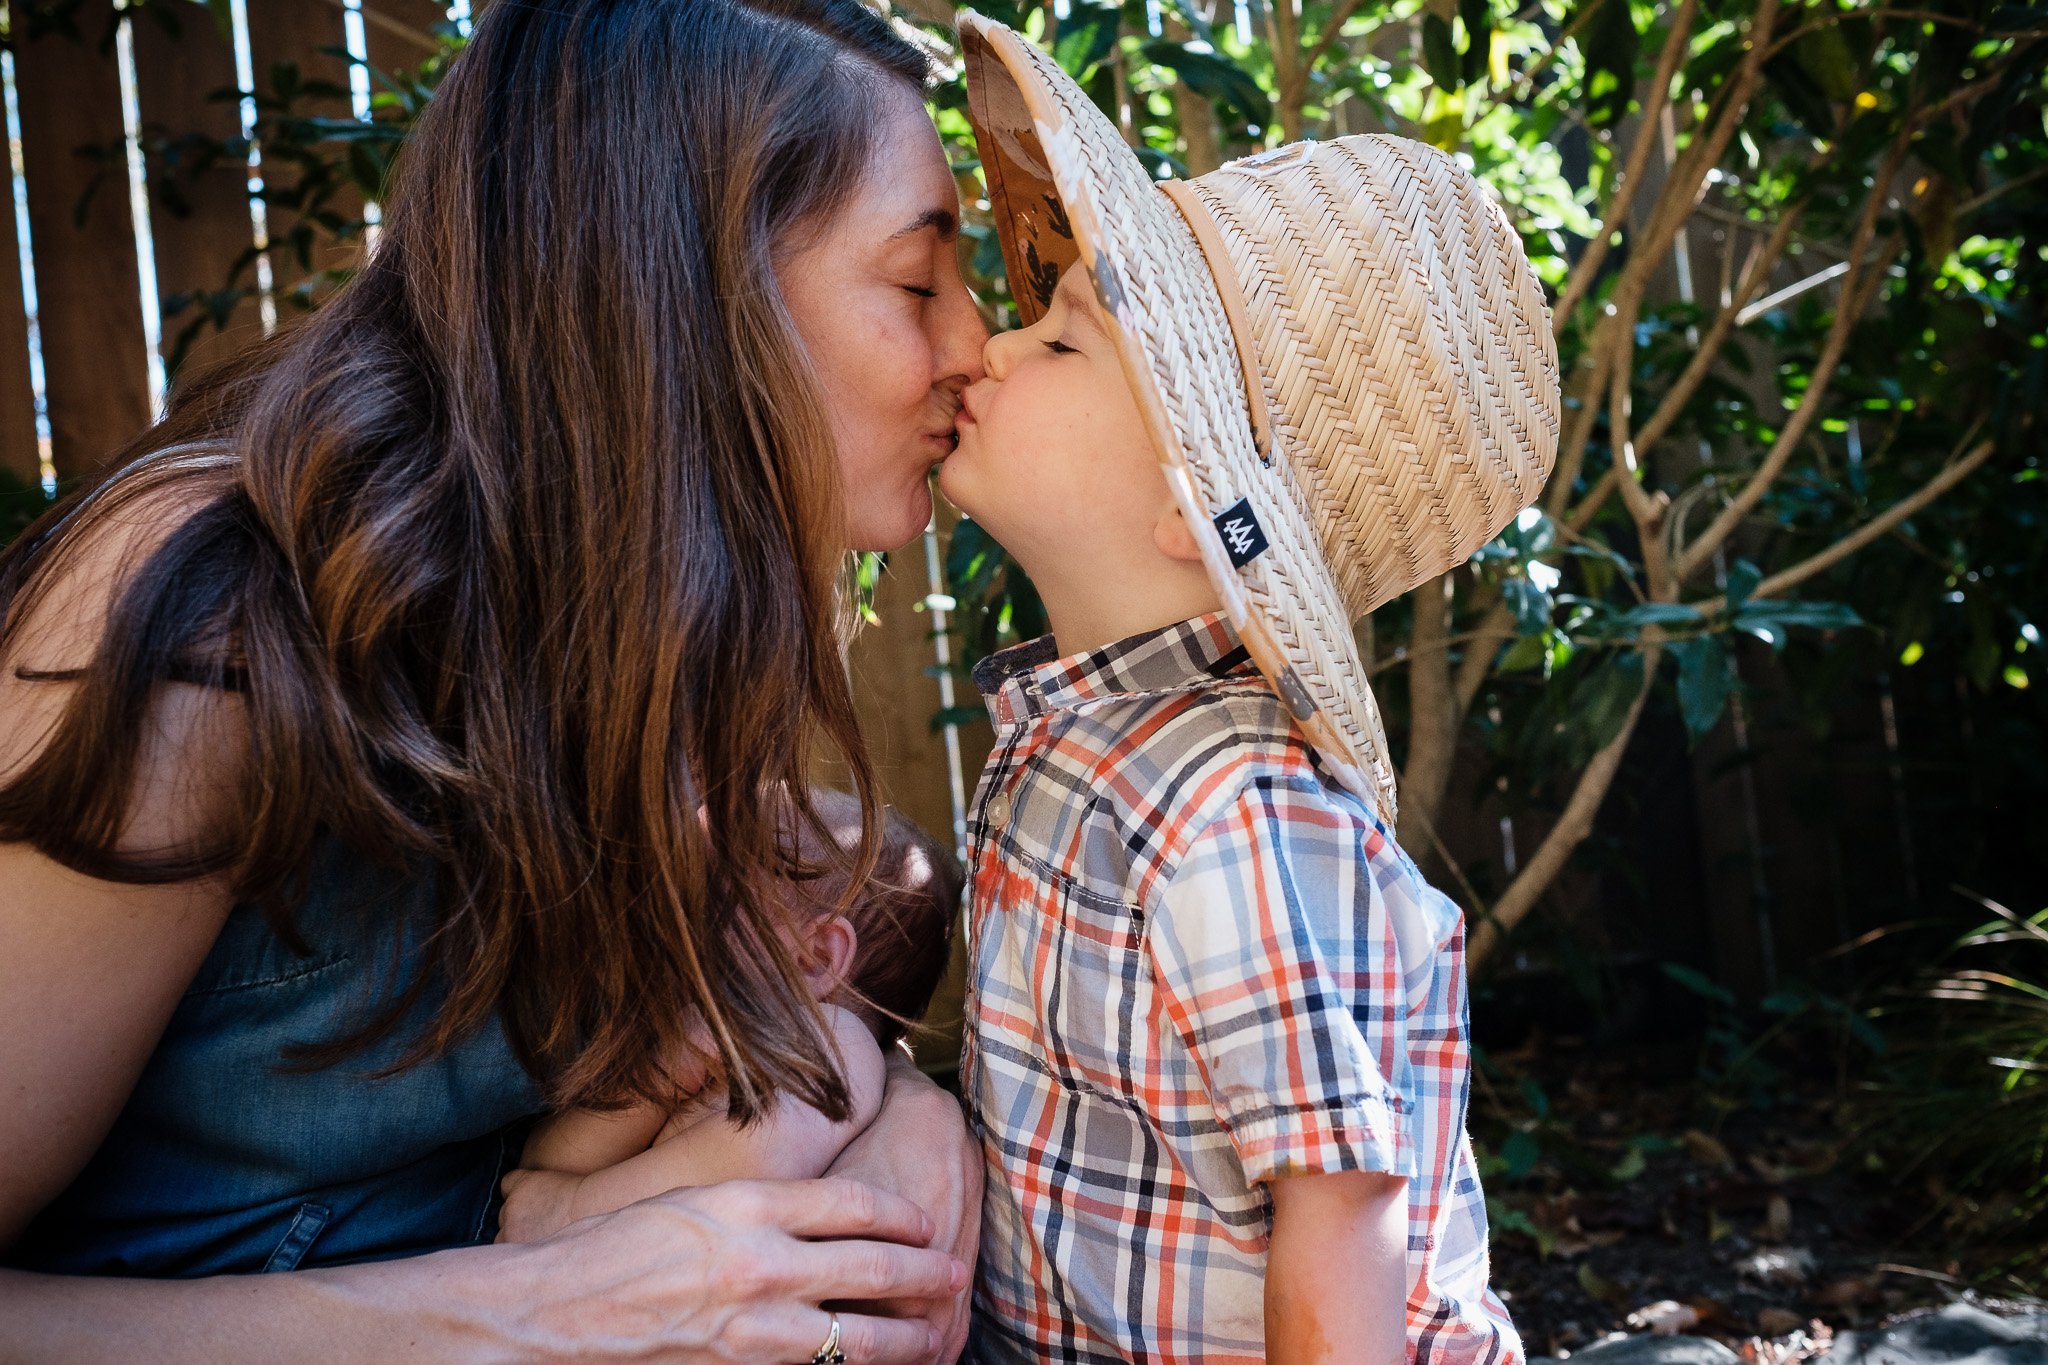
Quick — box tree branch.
[1398,573,1458,862]
[1550,0,1700,335]
[1468,644,1664,968]
[1673,225,1902,581]
[1299,0,1374,85]
[1689,437,1997,615]
[1632,204,1805,457]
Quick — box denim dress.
[5,837,546,1277]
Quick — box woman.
[0,0,985,1359]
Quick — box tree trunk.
[1398,572,1458,872]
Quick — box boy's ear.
[801,915,859,1000]
[1153,504,1207,564]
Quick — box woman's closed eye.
[1042,338,1078,356]
[902,284,938,300]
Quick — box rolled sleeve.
[1145,776,1416,1187]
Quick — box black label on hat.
[1213,498,1269,568]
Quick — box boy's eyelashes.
[1042,338,1079,356]
[902,284,938,299]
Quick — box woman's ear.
[1152,504,1206,564]
[800,915,859,1000]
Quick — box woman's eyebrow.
[888,207,960,242]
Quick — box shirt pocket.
[1035,875,1150,1099]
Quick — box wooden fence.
[0,0,988,841]
[0,0,1988,1045]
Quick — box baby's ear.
[801,915,859,1000]
[1153,504,1206,564]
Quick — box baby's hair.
[785,787,962,1047]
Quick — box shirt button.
[985,789,1013,830]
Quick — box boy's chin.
[934,451,986,521]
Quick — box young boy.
[493,788,961,1243]
[942,16,1562,1363]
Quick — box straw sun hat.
[959,13,1561,825]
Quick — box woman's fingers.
[768,1308,941,1365]
[705,1177,935,1246]
[780,1236,968,1304]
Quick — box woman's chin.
[847,482,936,553]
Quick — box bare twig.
[1470,644,1666,967]
[1674,122,1911,581]
[1550,0,1701,334]
[306,0,440,55]
[1541,337,1617,519]
[1298,0,1375,87]
[1959,164,2048,217]
[1505,0,1601,104]
[1688,437,1997,615]
[1608,303,1664,533]
[1761,8,1989,62]
[1633,204,1805,456]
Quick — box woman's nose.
[934,274,990,385]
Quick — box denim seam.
[186,953,354,997]
[473,1123,524,1244]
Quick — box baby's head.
[938,261,1220,645]
[777,787,961,1048]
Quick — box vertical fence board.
[0,42,38,484]
[246,0,361,307]
[363,0,446,88]
[132,3,262,388]
[12,6,152,480]
[839,508,997,1077]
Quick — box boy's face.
[937,264,1163,571]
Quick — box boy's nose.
[982,326,1027,381]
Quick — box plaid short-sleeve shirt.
[963,614,1519,1364]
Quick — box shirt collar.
[971,612,1256,727]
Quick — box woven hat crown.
[1180,138,1562,618]
[961,13,1562,820]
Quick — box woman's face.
[778,81,987,553]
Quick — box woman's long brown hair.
[0,0,931,1122]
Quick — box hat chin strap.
[1156,179,1275,469]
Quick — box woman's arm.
[0,1179,965,1363]
[1,523,966,1363]
[0,505,250,1245]
[1264,1170,1410,1365]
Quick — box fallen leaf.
[1683,1129,1736,1170]
[1814,1272,1885,1310]
[1688,1297,1749,1335]
[1736,1247,1817,1286]
[1576,1262,1632,1309]
[1627,1300,1701,1335]
[1554,1227,1629,1258]
[1757,1307,1805,1336]
[1758,1193,1794,1243]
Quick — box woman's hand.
[498,1177,966,1362]
[2,1177,965,1362]
[826,1052,981,1363]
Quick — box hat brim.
[960,13,1400,824]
